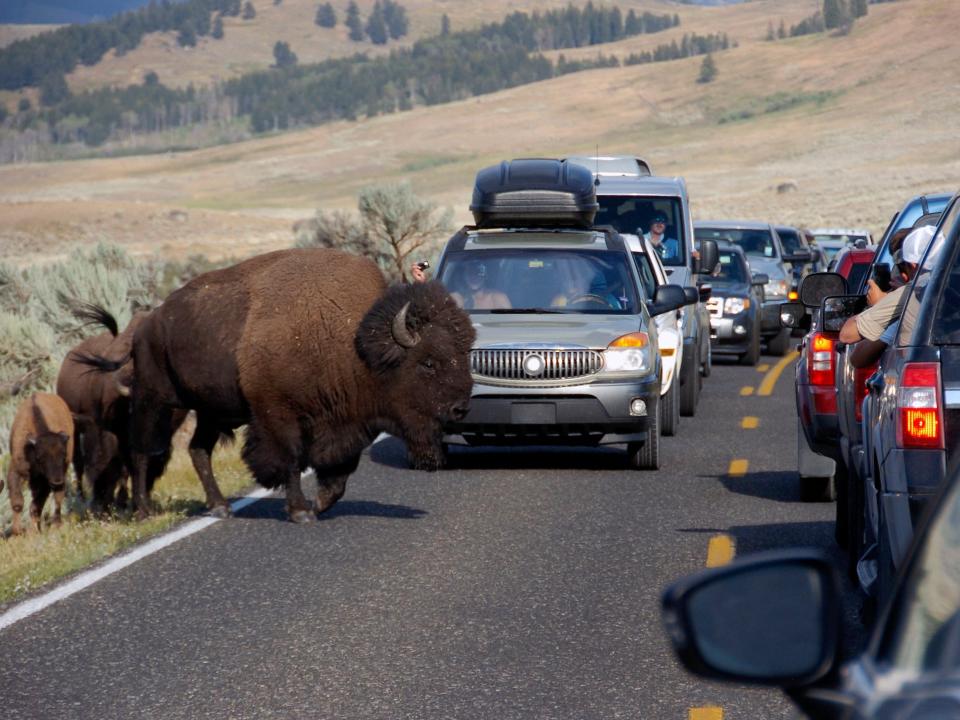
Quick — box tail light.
[808,333,835,385]
[896,362,944,450]
[854,365,877,421]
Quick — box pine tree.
[851,0,868,18]
[383,0,408,39]
[346,1,364,41]
[823,0,847,29]
[766,21,775,41]
[242,1,256,20]
[440,13,450,36]
[697,53,717,84]
[315,3,336,28]
[777,19,787,39]
[366,2,388,45]
[39,73,70,106]
[212,15,224,39]
[177,21,197,47]
[273,40,297,67]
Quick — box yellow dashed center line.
[728,458,749,476]
[739,386,754,396]
[741,416,759,429]
[689,707,724,720]
[756,363,770,372]
[757,350,800,396]
[706,534,735,568]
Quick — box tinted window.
[777,228,802,254]
[596,196,687,267]
[923,198,960,344]
[846,261,871,295]
[438,248,640,314]
[695,227,777,260]
[713,251,748,284]
[631,252,657,298]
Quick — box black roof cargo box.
[470,158,599,229]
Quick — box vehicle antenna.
[594,145,600,186]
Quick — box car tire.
[701,334,712,378]
[766,327,792,357]
[679,349,699,417]
[660,380,680,437]
[628,401,660,470]
[800,475,836,502]
[740,327,761,366]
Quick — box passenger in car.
[449,260,511,310]
[644,212,680,261]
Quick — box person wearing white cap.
[839,224,937,344]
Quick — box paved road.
[0,355,859,720]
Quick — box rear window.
[596,196,687,267]
[695,227,778,260]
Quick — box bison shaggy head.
[355,281,475,469]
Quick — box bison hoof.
[289,509,315,525]
[209,504,232,519]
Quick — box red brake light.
[808,332,835,386]
[897,362,944,449]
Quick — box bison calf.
[3,393,74,535]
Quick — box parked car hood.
[746,256,787,280]
[472,314,652,350]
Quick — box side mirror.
[662,550,841,688]
[799,272,848,308]
[648,284,687,316]
[682,287,699,306]
[783,248,813,264]
[779,302,806,329]
[698,283,712,302]
[695,239,720,276]
[751,273,769,287]
[821,295,867,333]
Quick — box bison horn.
[391,302,420,349]
[116,378,131,397]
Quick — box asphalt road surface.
[0,353,863,720]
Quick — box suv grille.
[471,348,603,382]
[706,297,722,318]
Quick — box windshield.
[596,196,687,267]
[695,227,778,260]
[712,250,749,284]
[438,249,641,314]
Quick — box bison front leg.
[244,420,311,524]
[29,483,50,533]
[314,454,360,515]
[6,467,26,535]
[187,415,231,519]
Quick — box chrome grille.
[471,348,603,382]
[706,297,722,318]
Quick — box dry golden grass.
[1,0,958,265]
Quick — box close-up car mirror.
[821,295,866,333]
[696,239,720,276]
[662,550,841,688]
[648,284,687,316]
[751,273,769,286]
[779,302,805,329]
[799,272,848,308]
[682,287,699,306]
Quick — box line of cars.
[434,156,721,470]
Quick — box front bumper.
[709,312,754,353]
[443,377,660,447]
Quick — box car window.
[877,475,960,673]
[846,261,871,295]
[777,228,802,254]
[713,251,748,284]
[596,196,687,267]
[631,252,657,298]
[695,228,777,259]
[439,248,640,314]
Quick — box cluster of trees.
[624,32,731,66]
[1,3,688,154]
[0,0,253,92]
[768,0,869,40]
[344,0,409,44]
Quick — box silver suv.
[437,225,687,469]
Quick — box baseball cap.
[901,225,936,264]
[652,212,668,224]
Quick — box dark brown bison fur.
[77,248,474,523]
[4,393,74,535]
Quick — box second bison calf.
[3,393,74,535]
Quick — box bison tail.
[69,300,120,337]
[70,350,130,374]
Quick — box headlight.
[723,297,749,315]
[604,332,652,375]
[766,278,789,298]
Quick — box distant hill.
[0,0,150,24]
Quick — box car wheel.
[628,400,660,470]
[766,327,792,357]
[679,349,699,417]
[740,327,761,366]
[799,474,836,502]
[660,380,680,437]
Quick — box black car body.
[703,242,765,365]
[775,224,819,291]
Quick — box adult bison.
[57,305,178,514]
[79,248,474,523]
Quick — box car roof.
[457,227,623,253]
[774,225,802,233]
[808,227,873,236]
[590,175,687,197]
[565,155,653,177]
[694,220,773,231]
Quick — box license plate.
[511,403,557,424]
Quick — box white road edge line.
[0,433,394,632]
[0,486,273,632]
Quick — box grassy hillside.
[1,0,957,267]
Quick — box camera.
[415,261,430,271]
